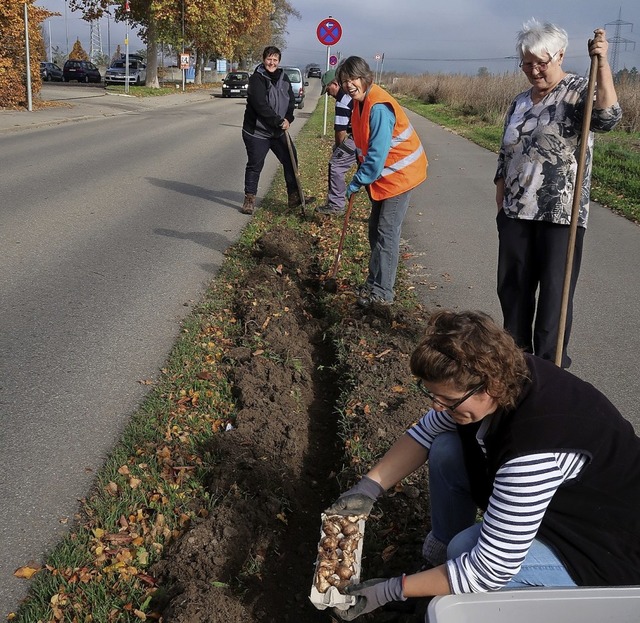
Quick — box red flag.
[124,0,130,12]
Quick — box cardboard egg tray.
[309,513,366,611]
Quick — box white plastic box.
[428,586,640,623]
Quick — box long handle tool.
[555,52,598,366]
[284,129,306,219]
[324,194,357,293]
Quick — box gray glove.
[334,576,406,620]
[324,475,385,516]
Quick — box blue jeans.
[366,189,411,302]
[429,432,577,588]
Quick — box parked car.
[40,61,63,82]
[307,66,322,78]
[281,66,308,109]
[221,71,249,98]
[104,58,147,86]
[63,59,101,83]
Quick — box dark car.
[40,62,63,82]
[307,66,322,78]
[63,59,101,84]
[221,71,249,98]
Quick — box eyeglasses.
[340,77,360,87]
[417,380,484,412]
[519,50,559,72]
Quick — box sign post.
[316,17,343,136]
[124,0,130,94]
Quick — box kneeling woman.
[327,310,640,618]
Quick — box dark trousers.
[497,211,585,368]
[242,131,297,196]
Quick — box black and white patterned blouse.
[496,74,622,228]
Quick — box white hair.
[516,18,568,60]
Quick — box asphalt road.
[0,81,321,615]
[1,81,638,616]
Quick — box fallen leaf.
[105,482,119,496]
[381,545,398,562]
[13,565,40,579]
[391,385,405,393]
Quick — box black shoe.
[315,204,345,216]
[357,292,392,308]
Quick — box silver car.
[105,59,147,86]
[281,66,308,109]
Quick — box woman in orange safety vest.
[336,56,428,307]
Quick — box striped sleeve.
[407,408,457,450]
[334,93,353,132]
[447,451,588,593]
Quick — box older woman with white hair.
[495,20,621,368]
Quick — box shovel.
[324,194,357,293]
[555,51,599,367]
[284,129,306,219]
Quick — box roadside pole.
[124,0,130,94]
[23,3,33,111]
[316,16,342,137]
[323,45,330,136]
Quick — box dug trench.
[151,225,433,623]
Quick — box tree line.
[0,0,299,108]
[67,0,300,87]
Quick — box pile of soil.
[152,225,433,622]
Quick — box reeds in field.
[388,71,640,133]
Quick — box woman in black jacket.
[241,46,300,215]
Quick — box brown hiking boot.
[241,193,256,215]
[287,190,316,209]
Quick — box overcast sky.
[39,0,639,76]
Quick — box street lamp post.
[64,0,69,56]
[181,0,185,92]
[124,0,130,94]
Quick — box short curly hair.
[410,310,529,410]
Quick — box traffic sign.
[317,18,342,46]
[375,53,382,61]
[329,55,338,66]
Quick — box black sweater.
[242,65,295,139]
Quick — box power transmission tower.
[89,19,103,64]
[606,8,635,76]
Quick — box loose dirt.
[152,225,433,622]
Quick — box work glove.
[334,576,406,620]
[324,475,385,517]
[346,182,360,200]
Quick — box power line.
[606,7,635,75]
